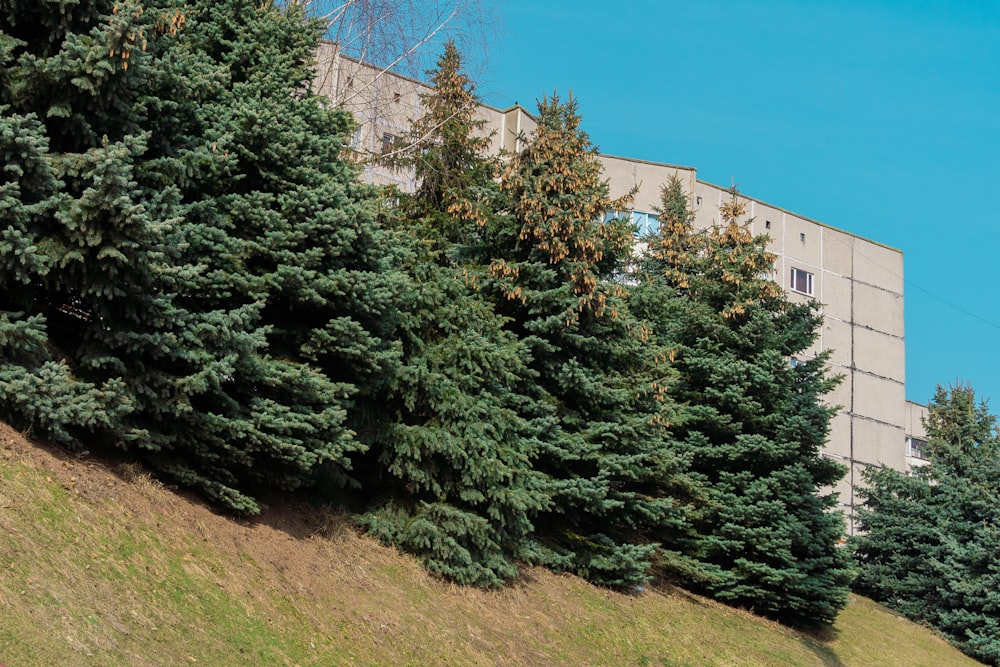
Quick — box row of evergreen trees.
[0,0,852,627]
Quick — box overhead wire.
[822,231,1000,332]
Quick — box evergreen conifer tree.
[390,40,497,244]
[0,0,166,446]
[634,185,851,626]
[478,95,686,587]
[356,42,542,586]
[0,0,394,514]
[123,0,400,512]
[0,103,128,443]
[853,384,1000,664]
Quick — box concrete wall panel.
[851,418,906,470]
[854,328,906,384]
[829,475,855,513]
[692,181,728,229]
[823,229,855,276]
[824,409,853,459]
[748,201,785,255]
[905,401,928,438]
[853,283,905,336]
[818,316,851,368]
[819,272,852,321]
[854,243,904,293]
[782,215,823,268]
[598,157,696,211]
[853,373,906,426]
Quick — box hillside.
[0,422,982,667]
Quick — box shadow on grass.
[798,626,845,667]
[649,580,847,667]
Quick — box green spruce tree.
[123,0,400,512]
[853,384,1000,664]
[634,184,851,626]
[388,40,497,245]
[0,103,128,443]
[0,0,395,514]
[357,42,542,586]
[478,95,686,587]
[0,0,166,446]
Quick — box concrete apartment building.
[313,44,928,531]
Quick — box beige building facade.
[314,44,928,532]
[563,151,930,531]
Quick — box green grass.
[0,424,984,666]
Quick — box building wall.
[314,48,919,532]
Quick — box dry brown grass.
[0,422,984,666]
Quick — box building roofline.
[317,40,436,91]
[696,177,903,254]
[482,103,537,120]
[597,150,902,253]
[319,43,901,255]
[599,152,696,173]
[319,42,539,120]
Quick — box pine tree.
[634,185,851,626]
[853,384,1000,664]
[356,42,542,586]
[477,95,686,587]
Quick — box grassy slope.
[0,423,983,667]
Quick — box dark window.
[381,132,398,154]
[907,437,928,460]
[790,267,814,295]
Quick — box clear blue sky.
[476,0,1000,408]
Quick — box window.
[604,210,660,237]
[907,437,928,460]
[765,220,771,229]
[790,267,814,295]
[696,195,703,205]
[380,132,398,155]
[631,210,660,236]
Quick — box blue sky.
[476,0,1000,408]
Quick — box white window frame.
[790,267,814,296]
